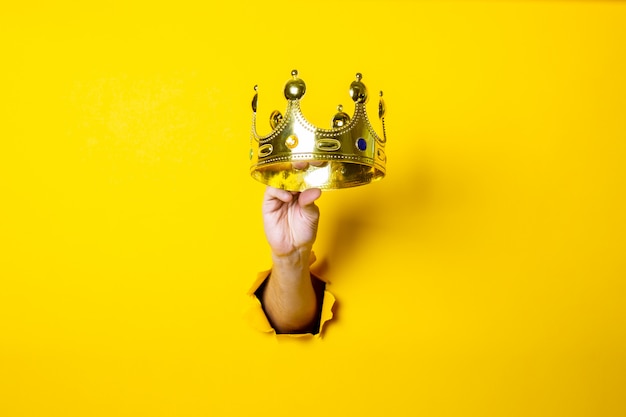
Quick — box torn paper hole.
[244,268,335,339]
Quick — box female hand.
[262,186,322,258]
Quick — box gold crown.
[249,70,387,191]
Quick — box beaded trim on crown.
[249,70,387,191]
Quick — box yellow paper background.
[1,1,625,416]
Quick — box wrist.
[271,246,312,269]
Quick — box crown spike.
[378,91,385,119]
[332,104,350,128]
[350,73,368,104]
[251,85,258,112]
[284,70,306,100]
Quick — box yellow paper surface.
[1,1,626,416]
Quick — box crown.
[249,70,387,191]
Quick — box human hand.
[262,186,322,258]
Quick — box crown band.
[249,70,387,191]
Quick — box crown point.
[284,71,306,100]
[379,90,383,97]
[254,85,258,91]
[332,104,351,128]
[356,72,363,81]
[350,77,368,104]
[251,90,258,112]
[378,93,386,119]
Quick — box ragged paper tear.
[244,268,335,339]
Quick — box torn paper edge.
[244,267,335,339]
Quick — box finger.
[309,250,317,265]
[292,161,309,170]
[298,188,322,207]
[264,186,293,203]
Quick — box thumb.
[298,188,322,207]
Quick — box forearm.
[261,247,318,333]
